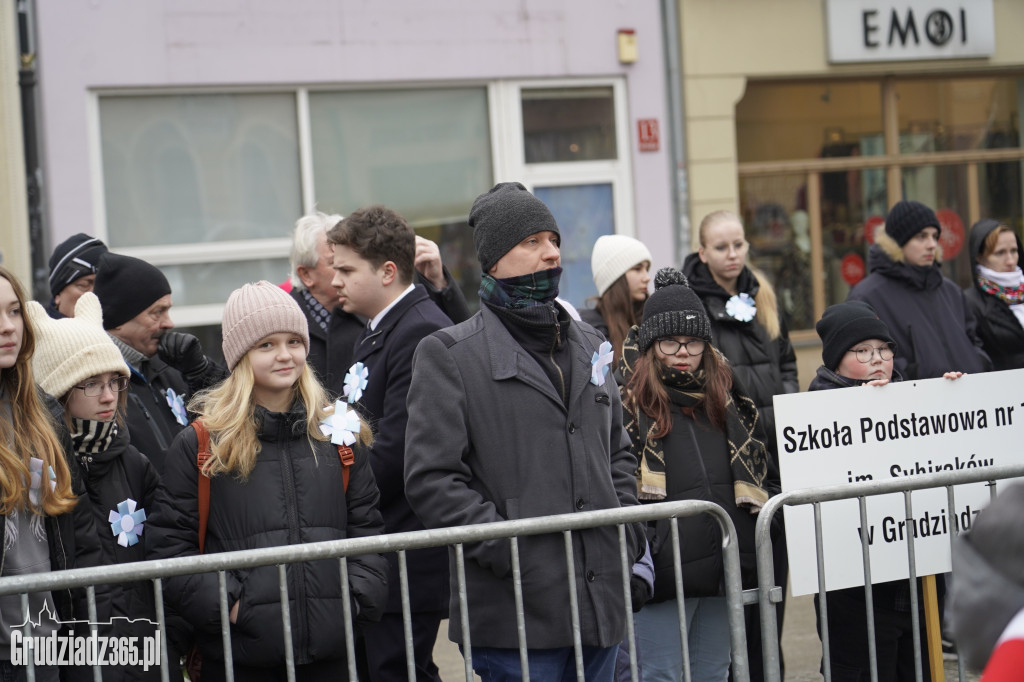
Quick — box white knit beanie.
[591,235,653,296]
[221,281,310,371]
[25,292,130,399]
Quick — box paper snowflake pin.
[591,341,614,386]
[319,400,361,447]
[109,498,147,547]
[343,362,369,404]
[725,293,757,322]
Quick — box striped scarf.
[70,418,117,455]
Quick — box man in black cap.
[848,199,990,379]
[93,252,224,472]
[45,233,108,318]
[404,182,640,681]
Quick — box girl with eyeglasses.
[27,291,172,681]
[810,301,961,681]
[0,267,103,682]
[619,268,775,682]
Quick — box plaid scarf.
[478,267,562,309]
[619,326,769,510]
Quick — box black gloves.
[630,574,652,612]
[157,331,209,380]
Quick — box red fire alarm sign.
[637,119,659,152]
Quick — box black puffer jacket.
[963,219,1024,371]
[681,254,798,456]
[76,424,169,681]
[121,355,191,476]
[847,229,990,379]
[149,402,389,667]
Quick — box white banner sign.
[775,369,1024,596]
[826,0,995,63]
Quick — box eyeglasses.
[72,376,130,396]
[656,338,706,356]
[847,344,896,364]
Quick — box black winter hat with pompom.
[638,268,712,352]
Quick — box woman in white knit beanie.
[579,234,653,364]
[26,290,169,680]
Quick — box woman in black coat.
[620,269,773,682]
[149,282,388,682]
[964,219,1024,371]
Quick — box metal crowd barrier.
[0,499,749,682]
[753,462,1024,682]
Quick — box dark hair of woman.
[595,276,645,364]
[625,342,733,437]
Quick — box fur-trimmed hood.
[873,225,943,264]
[866,226,946,292]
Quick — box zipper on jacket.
[549,306,567,403]
[278,428,308,659]
[128,392,169,451]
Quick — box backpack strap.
[337,445,354,493]
[191,419,212,555]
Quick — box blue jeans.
[470,645,618,682]
[635,597,731,682]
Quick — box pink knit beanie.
[221,281,310,370]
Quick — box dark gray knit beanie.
[816,301,895,371]
[638,268,712,352]
[470,182,560,273]
[885,200,941,247]
[93,253,172,330]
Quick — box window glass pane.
[740,175,815,330]
[533,184,614,309]
[99,94,301,247]
[309,88,492,223]
[522,87,616,163]
[979,160,1024,231]
[736,81,883,163]
[161,258,289,307]
[894,77,1021,152]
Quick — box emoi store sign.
[826,0,994,63]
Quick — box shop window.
[521,87,617,163]
[736,81,883,163]
[309,87,493,307]
[99,93,302,248]
[894,77,1021,152]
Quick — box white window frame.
[488,77,636,239]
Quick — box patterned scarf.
[619,326,769,510]
[478,267,562,310]
[70,417,117,455]
[300,288,332,333]
[976,265,1024,305]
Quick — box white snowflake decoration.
[343,362,369,404]
[319,400,361,447]
[725,293,757,322]
[109,498,147,547]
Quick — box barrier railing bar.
[278,564,295,682]
[339,557,358,681]
[562,530,584,682]
[218,569,236,682]
[398,549,415,682]
[510,536,528,682]
[454,543,472,682]
[617,524,639,682]
[813,502,831,682]
[858,496,879,682]
[152,577,170,682]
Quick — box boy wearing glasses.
[810,300,962,681]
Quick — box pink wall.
[35,0,675,269]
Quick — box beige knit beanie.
[591,234,653,297]
[25,292,130,399]
[222,281,310,370]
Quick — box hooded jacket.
[847,228,990,379]
[149,401,388,666]
[963,219,1024,371]
[681,253,798,457]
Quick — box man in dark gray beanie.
[92,252,225,472]
[848,199,989,379]
[404,181,641,681]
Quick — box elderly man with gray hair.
[288,211,470,398]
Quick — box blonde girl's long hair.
[189,356,371,481]
[0,267,77,516]
[698,210,782,340]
